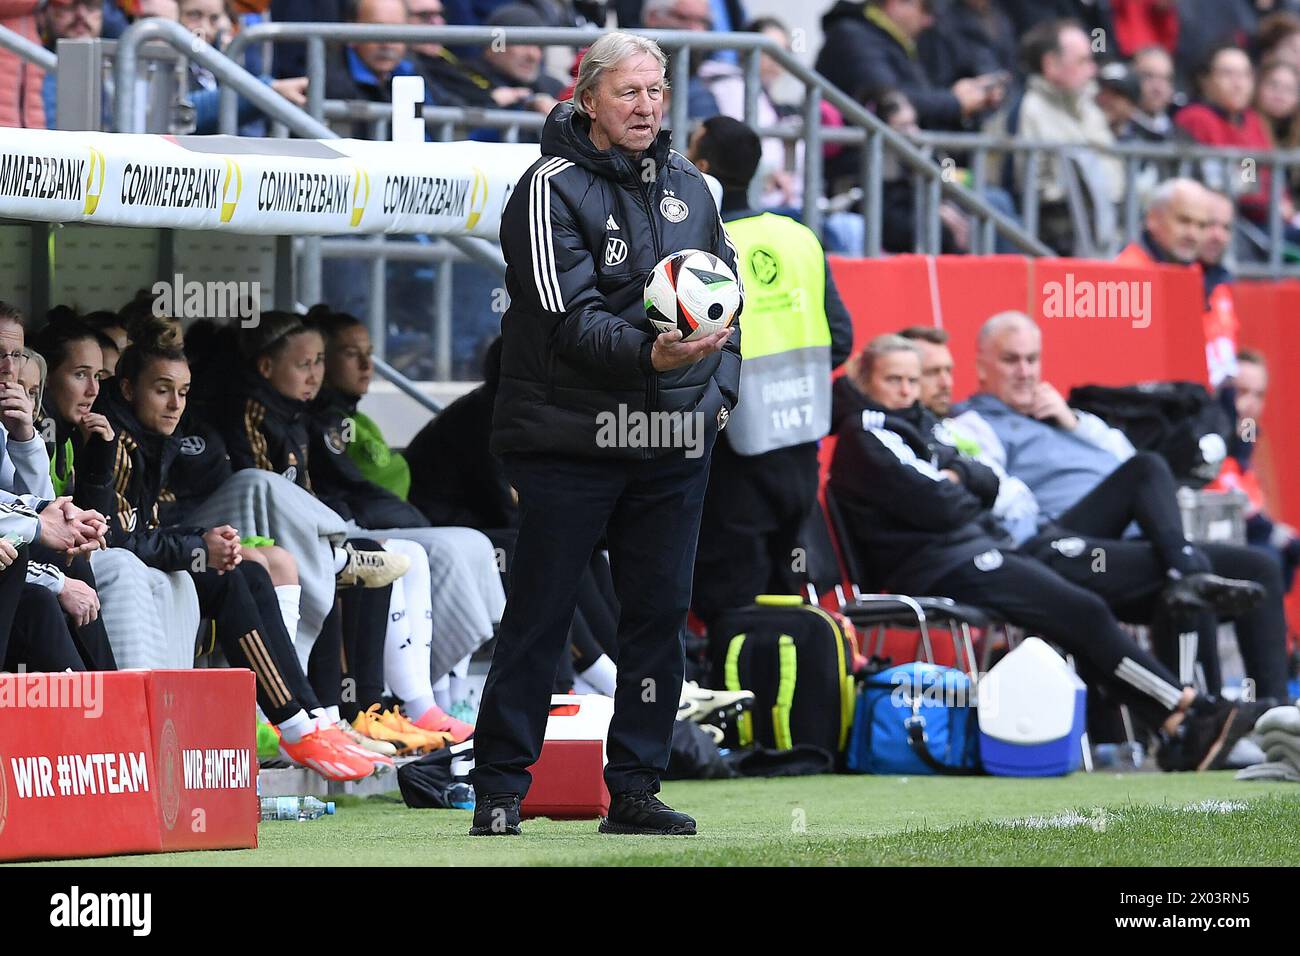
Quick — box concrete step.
[258,766,403,799]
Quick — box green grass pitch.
[20,772,1300,867]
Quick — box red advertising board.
[144,670,258,852]
[0,671,160,861]
[0,669,258,862]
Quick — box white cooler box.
[978,638,1086,777]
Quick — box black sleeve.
[823,257,854,370]
[71,432,117,519]
[831,420,985,532]
[309,418,427,530]
[499,164,654,381]
[944,455,1001,509]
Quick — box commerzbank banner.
[0,129,540,238]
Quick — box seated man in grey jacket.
[952,310,1289,704]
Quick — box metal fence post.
[863,130,883,258]
[670,43,690,154]
[434,253,453,381]
[802,84,823,240]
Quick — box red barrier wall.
[0,670,257,862]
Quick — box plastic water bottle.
[447,782,475,810]
[259,796,336,821]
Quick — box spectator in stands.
[1199,186,1242,388]
[816,0,1005,131]
[270,0,346,78]
[998,18,1124,255]
[176,0,308,134]
[830,332,1260,771]
[685,116,853,627]
[1255,10,1300,73]
[1175,45,1280,230]
[455,2,565,138]
[1209,349,1300,591]
[874,89,971,252]
[1096,61,1143,139]
[1254,58,1300,195]
[641,0,722,119]
[699,16,803,210]
[952,311,1290,704]
[0,1,46,129]
[1110,0,1179,59]
[998,0,1114,40]
[40,0,107,126]
[1131,44,1182,142]
[324,0,431,138]
[1116,176,1209,266]
[406,0,498,107]
[921,0,1017,91]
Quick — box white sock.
[577,654,618,697]
[275,584,302,645]
[449,653,472,703]
[277,709,314,743]
[310,705,341,731]
[433,673,451,712]
[379,540,437,713]
[332,546,349,574]
[405,694,438,721]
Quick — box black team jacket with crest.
[828,376,1010,594]
[491,101,743,460]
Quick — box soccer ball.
[644,249,740,342]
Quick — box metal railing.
[0,22,57,72]
[915,130,1300,278]
[217,22,1049,256]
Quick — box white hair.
[572,31,668,117]
[1146,177,1204,214]
[976,310,1038,353]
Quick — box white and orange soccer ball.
[643,249,740,342]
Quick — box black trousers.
[29,546,117,671]
[692,440,820,626]
[471,444,713,798]
[0,548,86,672]
[1023,453,1289,700]
[188,562,318,724]
[935,550,1184,729]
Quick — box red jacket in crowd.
[0,0,46,129]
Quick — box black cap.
[1098,61,1141,103]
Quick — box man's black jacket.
[491,101,742,460]
[828,376,1007,594]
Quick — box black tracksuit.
[828,380,1188,728]
[472,103,740,799]
[96,383,321,724]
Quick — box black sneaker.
[1157,698,1265,772]
[599,790,696,835]
[1162,572,1266,617]
[468,792,521,836]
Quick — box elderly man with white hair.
[952,310,1289,709]
[469,31,742,837]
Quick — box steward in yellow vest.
[686,117,854,628]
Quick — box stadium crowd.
[1,1,1298,789]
